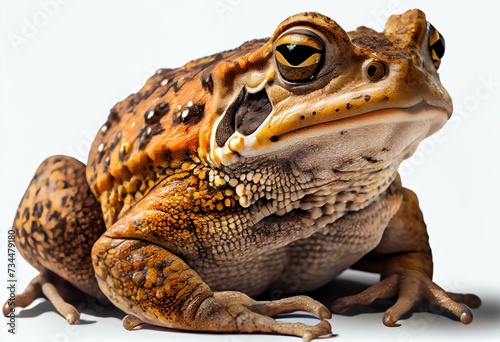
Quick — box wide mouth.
[251,104,449,148]
[271,102,449,142]
[213,104,449,167]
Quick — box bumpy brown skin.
[4,9,480,341]
[2,157,106,323]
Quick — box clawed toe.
[447,292,481,309]
[302,320,333,341]
[123,314,144,330]
[331,270,480,327]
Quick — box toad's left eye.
[428,24,445,69]
[275,32,324,82]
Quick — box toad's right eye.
[275,32,324,82]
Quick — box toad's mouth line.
[212,99,449,167]
[260,102,450,144]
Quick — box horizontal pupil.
[431,38,445,59]
[276,44,321,66]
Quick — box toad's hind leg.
[2,156,106,323]
[93,237,332,341]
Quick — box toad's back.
[86,40,265,227]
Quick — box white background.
[1,0,499,341]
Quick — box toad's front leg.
[92,235,332,341]
[331,184,481,326]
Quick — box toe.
[302,320,333,341]
[447,292,481,309]
[459,308,473,324]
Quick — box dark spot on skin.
[135,88,154,103]
[22,207,30,220]
[155,68,171,77]
[346,103,352,110]
[162,149,173,163]
[132,270,147,287]
[382,147,389,152]
[49,211,60,221]
[45,200,52,210]
[144,102,169,125]
[365,95,371,102]
[138,125,165,150]
[128,98,137,108]
[153,259,174,272]
[346,200,354,209]
[109,108,120,122]
[363,155,379,163]
[29,220,40,231]
[155,101,169,113]
[97,144,106,163]
[312,111,316,115]
[173,104,204,125]
[270,136,280,142]
[353,95,363,100]
[103,156,110,173]
[335,108,340,112]
[340,130,347,135]
[119,145,127,162]
[33,202,43,218]
[352,35,393,51]
[180,108,190,123]
[61,196,69,206]
[29,221,44,238]
[100,122,111,135]
[103,132,122,162]
[169,77,190,93]
[201,71,214,93]
[300,115,305,120]
[101,109,121,142]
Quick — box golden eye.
[428,24,445,69]
[365,60,388,82]
[275,32,324,82]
